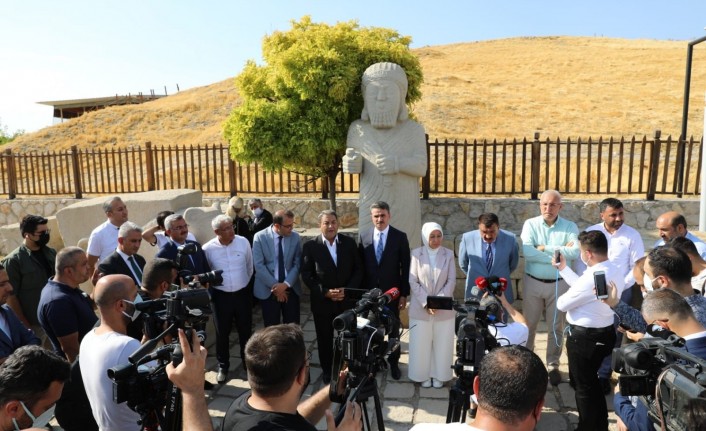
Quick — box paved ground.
[203,297,623,431]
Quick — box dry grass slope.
[9,36,706,153]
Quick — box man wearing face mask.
[2,215,56,337]
[0,345,70,431]
[80,274,144,431]
[247,198,273,237]
[226,196,253,244]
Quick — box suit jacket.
[97,251,146,286]
[249,209,273,236]
[301,234,363,314]
[458,229,519,302]
[155,239,211,277]
[408,246,456,321]
[0,304,40,359]
[252,227,302,299]
[359,226,411,297]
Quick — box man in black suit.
[96,221,146,287]
[359,201,411,380]
[155,214,211,283]
[301,210,363,384]
[247,198,273,236]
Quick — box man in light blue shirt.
[520,190,579,386]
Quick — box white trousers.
[407,317,454,382]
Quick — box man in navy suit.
[253,209,302,327]
[96,221,147,287]
[301,209,363,384]
[156,214,211,283]
[359,201,410,380]
[0,264,40,364]
[459,213,519,302]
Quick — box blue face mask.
[12,400,37,431]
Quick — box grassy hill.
[9,36,706,153]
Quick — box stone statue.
[343,62,427,248]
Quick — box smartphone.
[594,270,608,299]
[554,249,561,263]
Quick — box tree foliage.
[0,118,23,145]
[223,16,423,179]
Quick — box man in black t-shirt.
[221,324,361,431]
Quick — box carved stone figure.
[343,62,427,248]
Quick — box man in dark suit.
[156,214,211,283]
[96,221,147,287]
[359,201,410,380]
[247,198,274,237]
[301,210,363,384]
[253,209,302,326]
[0,264,40,364]
[459,212,519,302]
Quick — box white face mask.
[643,273,655,293]
[121,294,143,322]
[253,207,263,218]
[12,400,37,431]
[580,250,589,266]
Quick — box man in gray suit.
[252,209,302,326]
[459,213,519,302]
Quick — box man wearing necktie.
[458,213,519,303]
[253,209,302,327]
[155,214,211,284]
[96,222,147,289]
[359,201,411,380]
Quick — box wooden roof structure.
[38,93,166,120]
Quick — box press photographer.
[613,288,706,431]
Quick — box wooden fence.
[0,131,702,200]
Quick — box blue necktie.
[277,235,286,283]
[485,244,493,272]
[376,232,384,264]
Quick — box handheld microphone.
[378,287,400,305]
[497,277,508,292]
[475,276,488,290]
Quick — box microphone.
[378,287,400,305]
[475,276,488,290]
[497,277,508,292]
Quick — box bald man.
[79,274,143,431]
[654,211,706,259]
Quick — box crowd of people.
[0,192,706,430]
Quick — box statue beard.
[369,111,397,129]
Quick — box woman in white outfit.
[408,222,456,388]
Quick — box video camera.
[175,243,224,287]
[107,286,212,429]
[329,288,400,401]
[612,327,706,431]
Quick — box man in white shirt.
[203,214,253,384]
[87,196,129,283]
[654,211,706,258]
[80,274,143,431]
[409,346,547,431]
[556,230,625,431]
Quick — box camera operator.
[80,274,145,431]
[221,323,361,431]
[136,257,179,342]
[614,288,706,431]
[411,345,548,431]
[555,230,625,431]
[155,214,211,285]
[0,345,69,431]
[481,292,529,347]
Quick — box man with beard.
[2,215,56,337]
[80,274,143,431]
[342,62,427,249]
[654,211,706,258]
[221,323,361,431]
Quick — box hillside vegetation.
[9,36,706,153]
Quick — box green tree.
[223,16,423,210]
[0,118,23,145]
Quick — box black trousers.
[566,324,615,431]
[387,300,401,366]
[209,287,252,370]
[313,310,337,378]
[261,290,300,327]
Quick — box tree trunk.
[327,168,338,212]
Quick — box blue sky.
[2,1,706,133]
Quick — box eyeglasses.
[171,224,189,231]
[32,229,50,236]
[280,223,295,229]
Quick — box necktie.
[485,244,493,272]
[277,235,286,283]
[376,232,384,264]
[128,256,143,284]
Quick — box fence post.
[228,156,237,197]
[422,134,430,199]
[145,141,155,191]
[4,149,16,200]
[647,130,661,201]
[530,132,541,200]
[70,145,83,199]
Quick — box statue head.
[361,62,409,128]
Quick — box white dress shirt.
[322,234,338,266]
[203,235,253,292]
[585,222,644,286]
[373,226,390,252]
[558,260,625,328]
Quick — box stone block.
[183,203,221,245]
[413,399,448,423]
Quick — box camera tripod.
[446,370,476,423]
[335,372,385,431]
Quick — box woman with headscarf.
[408,222,456,388]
